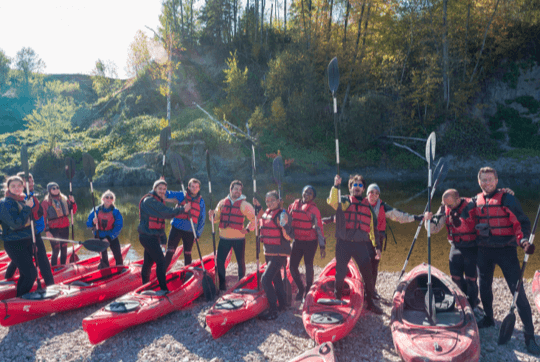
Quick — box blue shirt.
[165,190,206,238]
[86,204,123,240]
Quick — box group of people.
[1,165,539,355]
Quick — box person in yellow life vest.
[41,182,77,266]
[253,190,293,320]
[86,190,124,269]
[209,180,256,291]
[327,174,383,315]
[164,178,206,268]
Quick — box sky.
[0,1,164,79]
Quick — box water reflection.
[3,179,539,278]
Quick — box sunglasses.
[352,183,363,188]
[103,196,114,199]
[50,187,59,190]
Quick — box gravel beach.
[1,262,540,362]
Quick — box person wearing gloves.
[365,183,424,299]
[461,167,539,355]
[0,176,37,296]
[253,190,293,320]
[138,179,190,292]
[164,178,206,268]
[287,185,326,302]
[87,190,124,268]
[41,182,77,266]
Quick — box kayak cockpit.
[137,270,195,295]
[402,274,462,327]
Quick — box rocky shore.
[1,262,540,362]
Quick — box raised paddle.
[82,153,101,241]
[425,131,437,325]
[498,204,540,345]
[397,157,450,283]
[65,157,76,263]
[272,153,292,306]
[169,151,216,301]
[42,237,110,253]
[20,144,43,291]
[159,126,172,177]
[206,149,219,289]
[251,142,261,291]
[327,57,341,199]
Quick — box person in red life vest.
[41,182,77,266]
[3,172,55,286]
[366,183,423,299]
[0,176,37,296]
[424,189,479,310]
[86,190,124,269]
[138,179,190,292]
[164,178,206,268]
[461,167,539,355]
[253,190,293,320]
[209,180,256,291]
[327,174,383,315]
[287,185,326,302]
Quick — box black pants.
[49,227,69,266]
[477,246,534,336]
[166,227,195,268]
[139,234,168,291]
[99,237,123,268]
[335,240,375,301]
[5,233,54,286]
[217,237,245,290]
[262,255,288,311]
[449,245,478,308]
[290,239,318,296]
[371,245,380,288]
[4,238,38,297]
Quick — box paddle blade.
[251,145,257,182]
[160,126,171,154]
[327,57,339,94]
[202,273,217,302]
[206,149,212,183]
[425,132,436,167]
[273,154,284,186]
[168,151,185,183]
[82,238,110,253]
[65,157,76,180]
[20,144,29,179]
[498,311,516,345]
[82,153,96,181]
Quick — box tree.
[91,59,119,97]
[0,49,10,91]
[126,30,153,78]
[15,47,45,96]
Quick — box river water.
[3,179,540,278]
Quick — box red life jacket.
[44,195,70,221]
[260,208,283,246]
[475,191,517,237]
[219,198,244,230]
[175,193,201,225]
[30,195,41,221]
[445,199,476,243]
[370,199,386,232]
[290,199,318,241]
[344,196,372,233]
[139,194,166,230]
[97,206,115,231]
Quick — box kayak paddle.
[65,156,77,262]
[82,153,103,250]
[20,144,43,291]
[272,153,292,306]
[206,149,219,290]
[251,142,261,291]
[425,131,437,325]
[41,237,110,253]
[170,151,216,302]
[498,204,540,344]
[159,126,172,177]
[327,57,341,199]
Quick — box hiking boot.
[295,292,304,302]
[259,309,279,321]
[366,301,383,315]
[373,291,382,300]
[525,335,540,355]
[477,316,495,329]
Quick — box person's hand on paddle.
[182,202,191,213]
[521,240,535,255]
[68,195,75,203]
[375,249,382,260]
[334,174,342,187]
[424,212,433,221]
[502,188,515,196]
[25,197,34,208]
[208,209,215,220]
[320,247,326,259]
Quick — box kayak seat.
[233,288,258,294]
[317,298,347,306]
[216,298,245,310]
[140,290,169,297]
[69,281,92,287]
[404,288,455,313]
[21,289,60,300]
[105,300,140,313]
[310,311,344,325]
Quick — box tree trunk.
[442,0,449,109]
[471,0,500,82]
[327,0,334,42]
[261,0,265,43]
[284,0,287,33]
[463,0,471,80]
[255,0,259,42]
[270,3,273,26]
[190,0,193,45]
[342,0,351,49]
[180,0,184,38]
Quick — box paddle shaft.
[208,179,219,288]
[427,166,434,320]
[333,91,341,200]
[69,180,75,263]
[252,144,260,291]
[26,180,43,291]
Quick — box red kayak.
[0,245,180,327]
[82,250,228,345]
[532,270,540,314]
[288,342,336,362]
[206,259,295,339]
[0,245,129,301]
[391,263,480,362]
[0,245,82,280]
[302,258,364,344]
